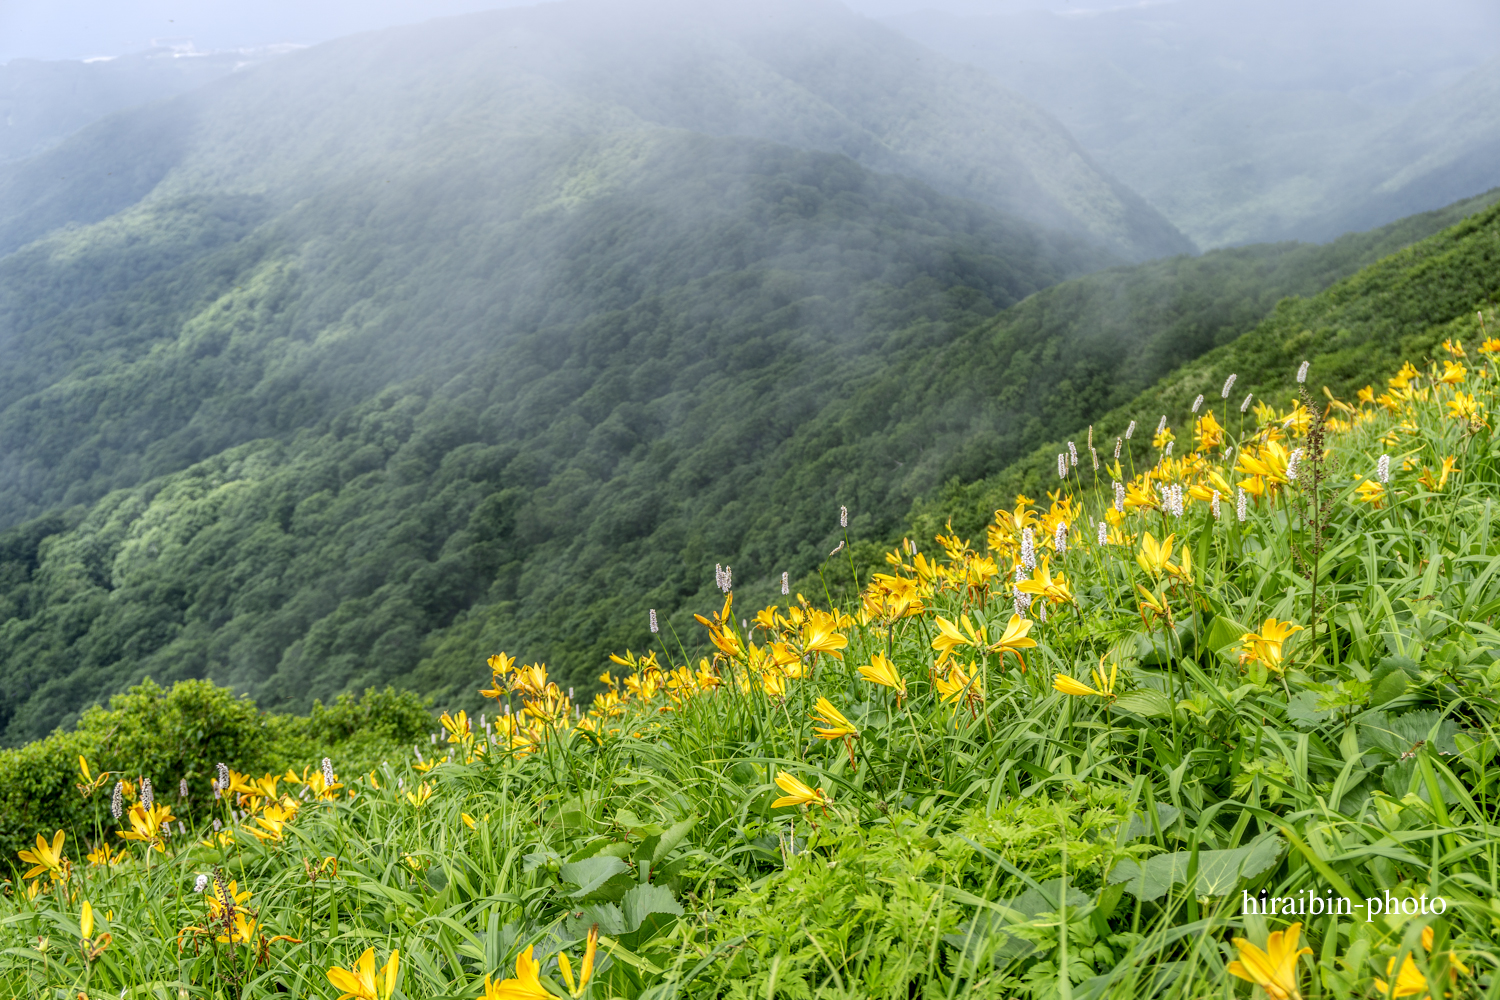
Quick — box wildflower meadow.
[4,334,1500,999]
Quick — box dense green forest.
[0,132,1115,744]
[0,183,1493,744]
[0,0,1194,744]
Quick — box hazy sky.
[0,0,1094,62]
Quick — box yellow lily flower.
[1354,478,1386,507]
[405,782,433,808]
[800,612,848,660]
[118,802,177,852]
[480,950,551,998]
[85,842,123,867]
[75,756,110,797]
[1053,674,1102,697]
[1194,410,1226,450]
[1447,391,1484,425]
[327,947,401,1000]
[771,772,832,810]
[857,652,906,702]
[1016,556,1073,605]
[1373,952,1426,999]
[760,668,788,699]
[1137,585,1173,628]
[1054,654,1118,699]
[246,803,296,843]
[18,830,68,884]
[1437,359,1466,384]
[1239,618,1304,673]
[440,710,472,742]
[1165,543,1193,585]
[986,613,1037,669]
[1236,441,1291,488]
[1370,925,1472,997]
[78,899,111,961]
[935,661,983,708]
[810,697,858,740]
[1136,532,1176,579]
[1436,455,1459,490]
[217,911,258,946]
[931,613,984,665]
[1226,921,1311,1000]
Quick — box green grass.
[2,348,1499,999]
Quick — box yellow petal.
[1053,674,1101,697]
[381,950,400,999]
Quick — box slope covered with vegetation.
[0,184,1493,745]
[2,300,1497,999]
[0,132,1119,745]
[0,0,1190,262]
[921,196,1500,537]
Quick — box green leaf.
[1205,615,1248,653]
[1287,690,1333,728]
[1108,835,1283,901]
[1111,689,1172,718]
[1118,803,1180,841]
[651,814,698,865]
[1368,664,1410,706]
[559,855,631,897]
[621,882,683,943]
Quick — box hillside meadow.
[1,328,1497,997]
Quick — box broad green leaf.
[1108,835,1283,900]
[1118,803,1180,841]
[651,815,698,865]
[1111,689,1172,718]
[559,855,631,897]
[1204,615,1248,653]
[622,883,683,944]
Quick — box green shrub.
[0,679,431,856]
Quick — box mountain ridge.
[0,0,1191,262]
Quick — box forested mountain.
[886,0,1500,247]
[0,131,1115,741]
[0,0,1190,261]
[0,0,1490,743]
[0,163,1490,742]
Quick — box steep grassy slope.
[918,196,1500,537]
